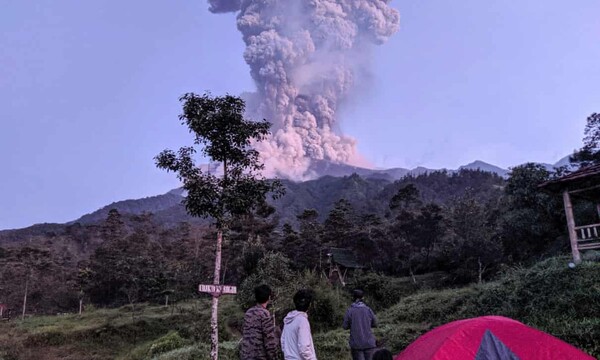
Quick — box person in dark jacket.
[240,285,278,360]
[372,348,393,360]
[342,289,378,360]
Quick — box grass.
[1,257,598,359]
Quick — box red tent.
[394,316,594,360]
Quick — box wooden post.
[210,229,223,360]
[563,190,581,264]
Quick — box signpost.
[199,284,237,297]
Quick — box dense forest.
[1,163,593,316]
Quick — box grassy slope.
[1,257,598,360]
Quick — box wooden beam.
[579,242,600,250]
[563,190,582,264]
[568,183,600,195]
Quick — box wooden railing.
[574,223,600,250]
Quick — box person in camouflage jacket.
[241,285,278,360]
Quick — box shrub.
[381,257,600,357]
[237,252,347,332]
[347,272,419,311]
[348,271,454,311]
[148,331,185,356]
[237,252,295,311]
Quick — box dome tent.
[394,316,594,360]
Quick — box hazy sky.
[1,0,599,230]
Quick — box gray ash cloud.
[209,0,400,178]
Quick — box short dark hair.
[254,285,272,304]
[372,348,393,360]
[293,289,313,312]
[352,289,364,300]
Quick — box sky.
[1,0,599,230]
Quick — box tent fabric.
[474,330,520,360]
[394,316,594,360]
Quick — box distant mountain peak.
[167,188,186,197]
[459,160,508,177]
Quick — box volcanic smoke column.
[208,0,400,178]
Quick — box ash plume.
[208,0,400,179]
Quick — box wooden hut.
[540,164,600,263]
[326,248,363,286]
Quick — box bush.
[237,252,295,311]
[312,329,348,360]
[374,323,430,353]
[347,272,415,311]
[178,298,242,342]
[300,273,348,332]
[348,271,454,311]
[237,252,347,332]
[381,257,600,357]
[383,287,482,324]
[148,331,185,356]
[151,342,240,360]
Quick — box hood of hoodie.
[351,301,367,308]
[284,310,307,324]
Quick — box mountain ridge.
[0,157,570,232]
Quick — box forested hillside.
[0,165,587,317]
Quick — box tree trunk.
[22,277,29,321]
[210,229,223,360]
[409,266,417,285]
[79,298,83,315]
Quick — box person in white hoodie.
[281,289,317,360]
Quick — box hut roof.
[539,164,600,199]
[328,248,363,269]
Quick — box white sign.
[199,284,237,296]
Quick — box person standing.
[281,289,317,360]
[240,285,278,360]
[343,289,378,360]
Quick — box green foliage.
[384,287,482,324]
[322,199,356,248]
[570,112,600,167]
[532,317,600,358]
[382,258,600,357]
[495,258,600,319]
[442,190,502,283]
[374,323,430,354]
[154,92,283,226]
[347,272,418,311]
[237,252,295,311]
[303,274,348,332]
[1,258,598,359]
[148,331,186,356]
[86,229,168,306]
[382,169,505,208]
[498,163,565,261]
[311,329,348,360]
[150,342,240,360]
[389,184,421,211]
[238,254,347,332]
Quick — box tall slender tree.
[571,113,600,167]
[155,92,283,360]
